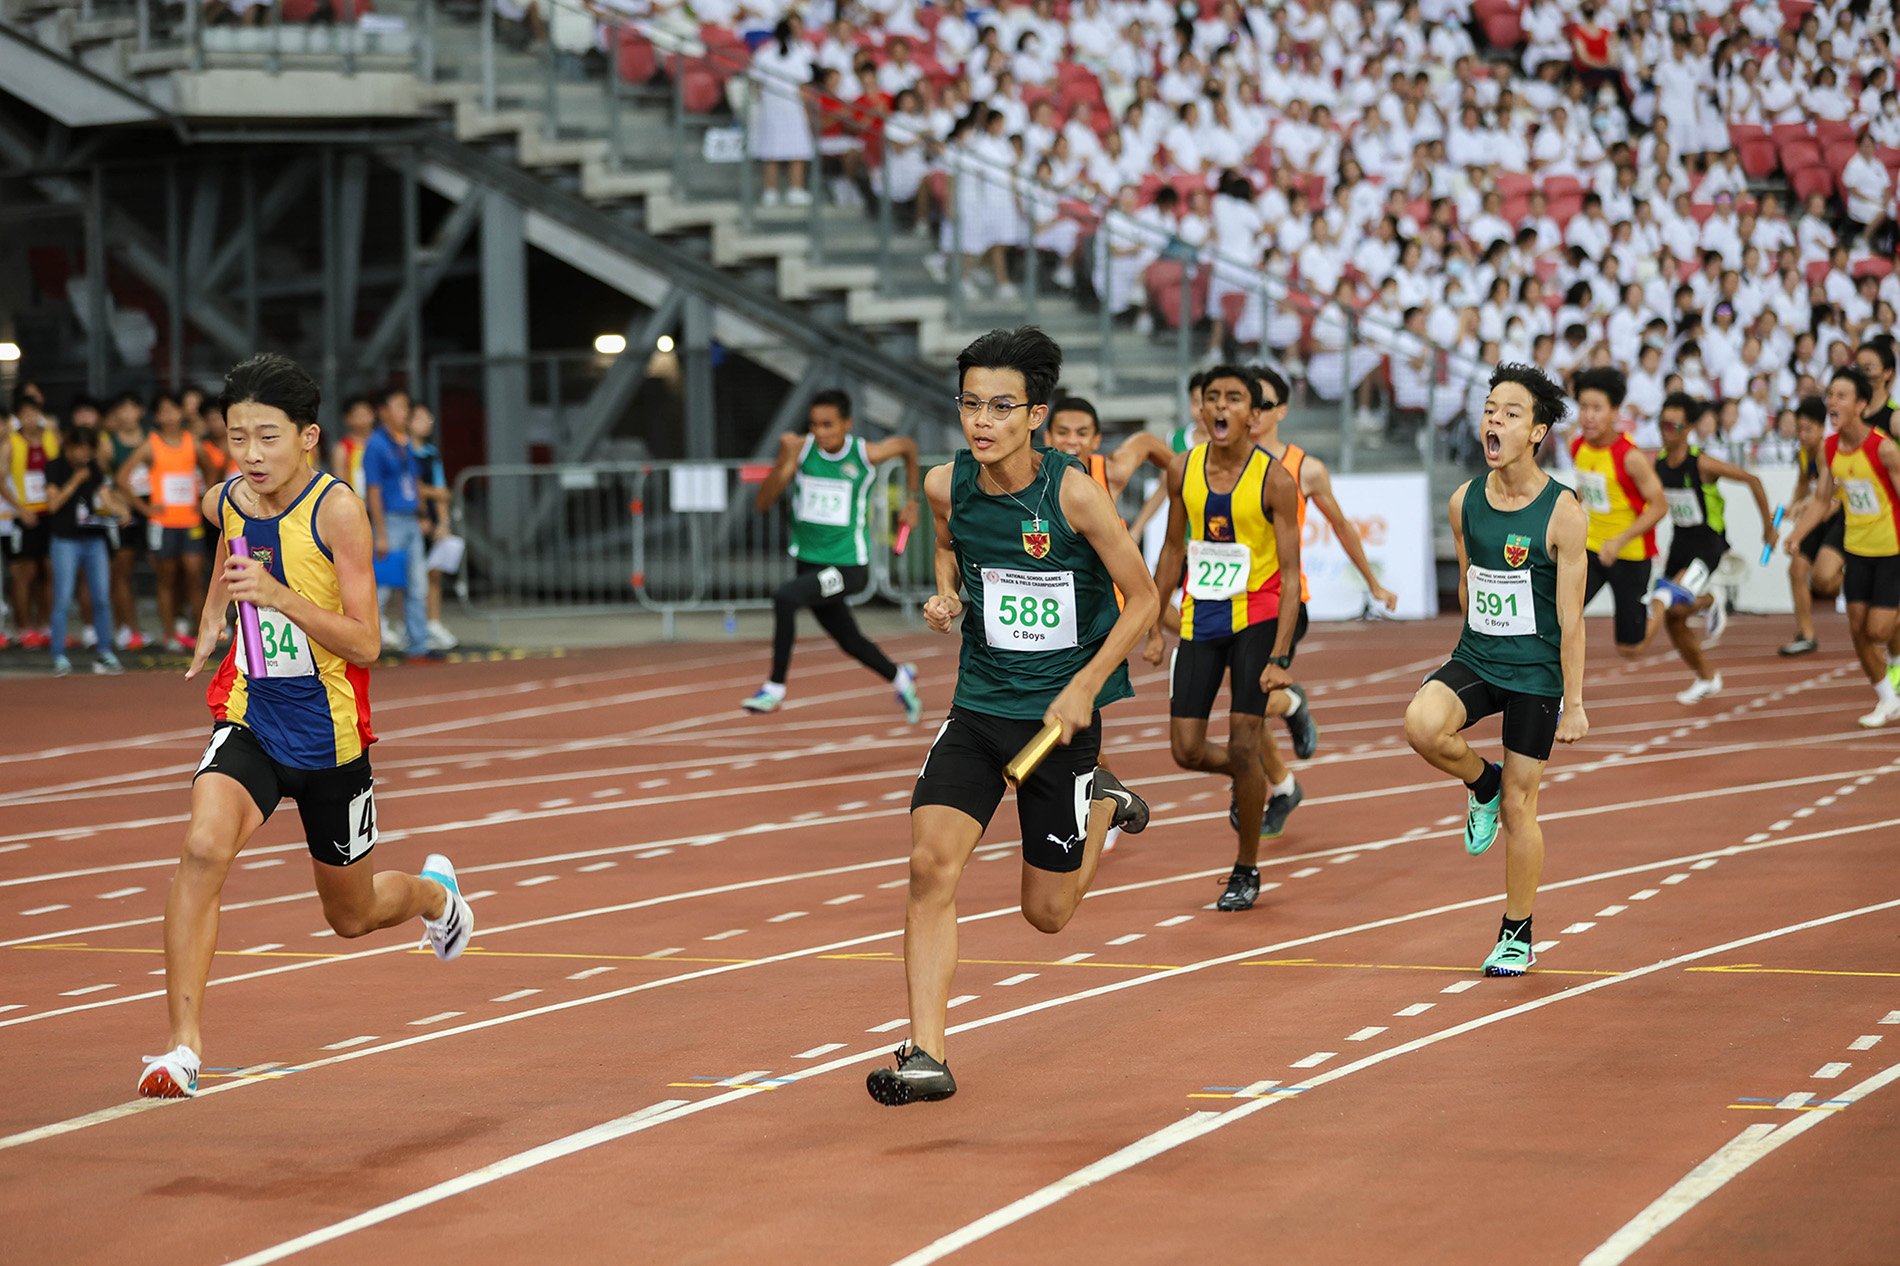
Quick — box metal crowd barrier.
[454,457,925,638]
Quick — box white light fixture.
[655,334,675,354]
[0,342,19,362]
[594,333,627,355]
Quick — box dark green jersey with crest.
[948,448,1133,719]
[1451,473,1568,698]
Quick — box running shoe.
[894,663,922,724]
[1778,636,1818,657]
[51,654,72,677]
[1651,577,1695,608]
[1215,864,1261,911]
[1703,589,1728,646]
[1262,781,1303,839]
[137,1044,200,1099]
[741,685,783,714]
[124,630,149,651]
[866,1043,956,1105]
[79,625,98,650]
[1888,661,1900,693]
[1482,933,1536,977]
[1676,673,1723,705]
[93,653,125,676]
[20,630,49,650]
[419,854,474,961]
[1464,779,1503,856]
[161,638,187,654]
[1092,767,1149,835]
[1858,697,1900,729]
[427,619,459,651]
[1281,683,1319,760]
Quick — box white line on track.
[1291,1052,1335,1068]
[1850,1036,1881,1051]
[1346,1027,1387,1042]
[566,967,614,981]
[1441,980,1478,994]
[867,1017,908,1034]
[1393,1003,1434,1017]
[1812,1062,1850,1079]
[408,1012,462,1027]
[995,974,1038,987]
[491,990,541,1003]
[794,1044,845,1059]
[321,1036,378,1051]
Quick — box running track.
[2,615,1896,1265]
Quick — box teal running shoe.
[1482,932,1536,977]
[1464,783,1502,856]
[894,663,922,724]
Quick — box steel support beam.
[195,158,313,301]
[334,152,370,361]
[559,292,683,463]
[355,191,482,372]
[681,293,714,461]
[166,160,184,388]
[84,166,108,394]
[479,188,531,538]
[183,163,223,285]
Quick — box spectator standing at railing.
[742,388,922,723]
[43,426,126,677]
[363,387,429,661]
[408,403,458,653]
[4,385,57,650]
[750,17,816,208]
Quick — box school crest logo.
[250,545,276,573]
[1503,534,1530,568]
[1021,518,1051,559]
[1208,514,1233,542]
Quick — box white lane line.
[635,849,673,860]
[1849,1035,1881,1051]
[877,878,909,890]
[58,984,115,997]
[1629,889,1660,900]
[516,876,558,888]
[321,1036,379,1051]
[1291,1052,1335,1068]
[716,1070,770,1087]
[1580,1061,1900,1266]
[242,859,285,870]
[409,1012,463,1027]
[1660,874,1690,885]
[867,1017,908,1034]
[1057,952,1095,964]
[1596,905,1628,917]
[0,1005,22,1014]
[1346,1026,1387,1042]
[1561,922,1598,935]
[464,891,496,902]
[1393,1003,1434,1018]
[1156,915,1194,927]
[1441,980,1479,994]
[566,967,614,981]
[1105,934,1145,946]
[1691,859,1719,870]
[1813,1062,1850,1079]
[97,887,144,900]
[1291,867,1324,878]
[239,944,284,954]
[795,1044,845,1060]
[646,948,682,958]
[1235,1080,1280,1098]
[767,912,808,923]
[20,905,69,917]
[1774,1092,1813,1110]
[995,973,1038,987]
[576,862,616,873]
[946,995,978,1009]
[1533,940,1559,953]
[491,990,542,1003]
[0,844,26,854]
[824,894,863,906]
[703,929,747,941]
[219,1100,694,1266]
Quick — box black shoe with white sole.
[1281,684,1319,760]
[866,1044,957,1106]
[1092,768,1149,835]
[1216,865,1261,912]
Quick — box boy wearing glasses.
[867,327,1158,1106]
[1646,392,1775,704]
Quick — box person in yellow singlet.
[1143,365,1305,913]
[1568,367,1667,657]
[1785,366,1900,728]
[139,354,473,1100]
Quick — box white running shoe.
[894,663,921,724]
[742,684,784,714]
[1703,589,1728,646]
[419,854,474,961]
[80,625,98,650]
[426,619,459,651]
[137,1044,201,1099]
[1858,697,1900,728]
[1676,674,1723,705]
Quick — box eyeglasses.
[955,395,1032,420]
[1260,398,1283,409]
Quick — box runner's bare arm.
[1106,431,1175,495]
[1880,432,1900,486]
[1262,460,1303,686]
[116,437,156,517]
[1143,451,1191,665]
[922,462,962,633]
[195,444,222,485]
[1601,446,1668,563]
[1303,454,1399,610]
[1696,452,1776,548]
[1449,480,1471,617]
[1784,462,1836,552]
[220,486,381,666]
[1550,491,1590,744]
[1050,467,1160,741]
[865,434,921,528]
[1128,479,1170,538]
[755,432,804,511]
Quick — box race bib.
[147,520,165,552]
[1843,479,1882,518]
[1185,539,1252,601]
[21,470,46,506]
[251,607,316,679]
[1467,566,1536,637]
[795,475,854,527]
[400,472,418,503]
[160,472,196,508]
[1664,487,1704,528]
[982,567,1078,652]
[1575,470,1611,515]
[128,465,151,497]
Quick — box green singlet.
[1452,473,1568,699]
[948,448,1132,720]
[788,434,874,566]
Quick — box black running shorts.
[1663,532,1728,587]
[193,722,378,867]
[1797,513,1845,563]
[1843,551,1900,609]
[1170,619,1289,719]
[1425,658,1562,762]
[911,706,1101,874]
[1584,554,1651,647]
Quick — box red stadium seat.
[1547,192,1582,228]
[1678,258,1699,282]
[282,0,318,20]
[1728,123,1769,150]
[1814,119,1857,150]
[1770,122,1811,150]
[1145,260,1187,327]
[681,69,723,114]
[1480,11,1523,46]
[615,31,658,84]
[1689,202,1715,225]
[1136,173,1165,205]
[1473,0,1516,20]
[1853,256,1895,280]
[1543,174,1582,200]
[1220,290,1247,329]
[1779,139,1822,172]
[1806,259,1833,287]
[1501,193,1529,224]
[1738,139,1778,180]
[1496,171,1534,199]
[1779,0,1813,29]
[1789,165,1834,202]
[1824,139,1859,177]
[1879,146,1900,175]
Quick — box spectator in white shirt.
[1804,67,1855,123]
[1566,194,1613,260]
[1841,135,1896,231]
[876,37,922,96]
[1796,192,1839,265]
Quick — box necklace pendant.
[1021,518,1051,559]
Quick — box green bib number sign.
[252,608,316,679]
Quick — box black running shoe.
[865,1044,957,1106]
[1216,865,1261,911]
[1261,780,1304,839]
[1093,768,1149,834]
[1282,684,1319,760]
[1778,637,1818,657]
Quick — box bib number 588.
[995,594,1063,628]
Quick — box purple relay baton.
[228,537,268,676]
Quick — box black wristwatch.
[1266,655,1293,669]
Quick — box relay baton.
[1761,505,1785,565]
[1004,720,1064,788]
[228,537,267,676]
[894,520,912,555]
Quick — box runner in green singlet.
[745,389,923,721]
[866,327,1159,1107]
[1404,364,1589,978]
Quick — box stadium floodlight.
[594,333,627,355]
[0,342,19,362]
[656,335,675,354]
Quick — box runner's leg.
[810,595,898,681]
[1664,602,1710,680]
[768,570,827,685]
[309,857,447,938]
[1402,680,1483,782]
[904,805,987,1062]
[162,774,264,1060]
[1020,796,1115,933]
[1499,751,1547,920]
[1790,553,1816,642]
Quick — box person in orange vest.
[1568,367,1667,659]
[117,392,223,654]
[4,384,59,649]
[330,395,376,496]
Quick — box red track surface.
[2,614,1896,1266]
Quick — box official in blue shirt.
[362,387,429,659]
